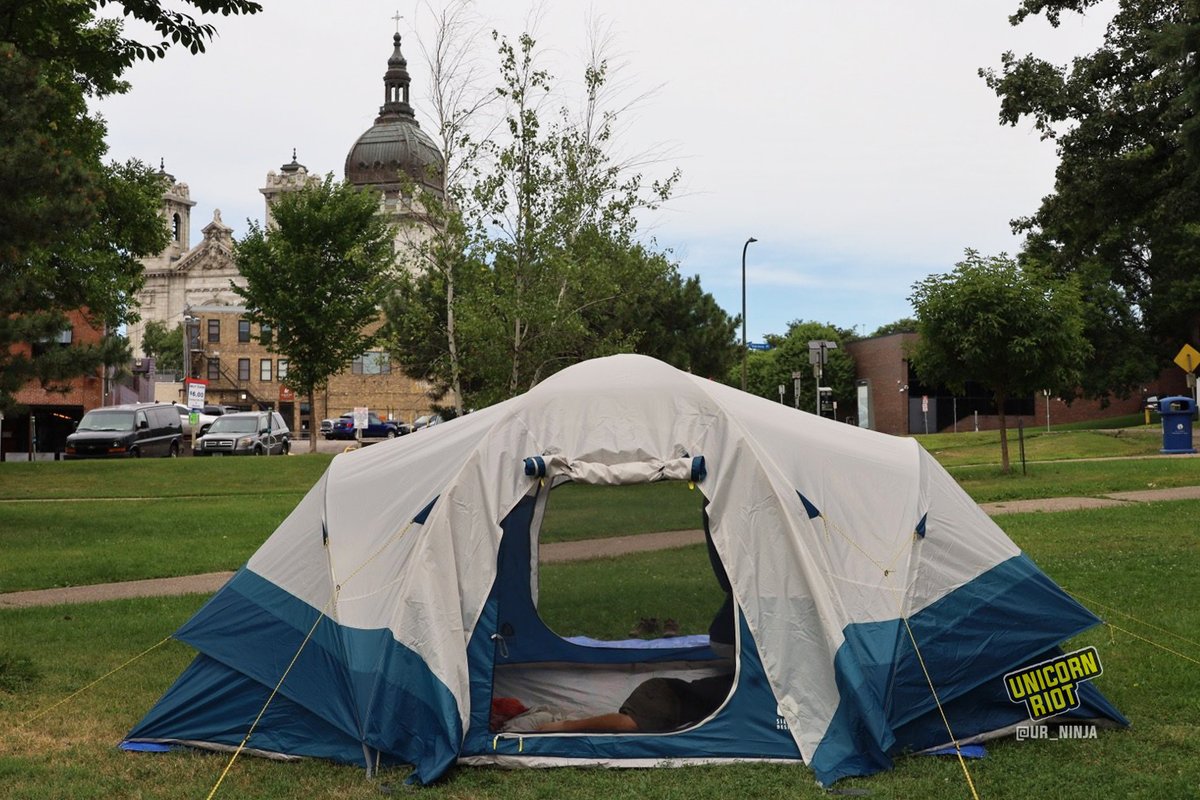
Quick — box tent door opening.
[460,472,801,761]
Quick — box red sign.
[279,385,295,402]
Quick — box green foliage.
[0,155,169,414]
[0,0,260,414]
[909,250,1091,471]
[384,29,727,410]
[731,320,858,414]
[234,175,397,448]
[982,1,1200,397]
[139,320,183,375]
[869,317,918,337]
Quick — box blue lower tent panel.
[810,553,1128,785]
[125,568,463,785]
[126,653,366,762]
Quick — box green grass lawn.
[540,481,705,543]
[0,456,332,501]
[948,457,1200,503]
[0,496,301,592]
[916,426,1163,467]
[5,453,1200,594]
[1,501,1197,798]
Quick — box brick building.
[183,305,433,433]
[4,311,108,459]
[845,333,1188,436]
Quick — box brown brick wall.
[189,308,440,432]
[846,333,1190,435]
[845,334,917,436]
[11,310,106,409]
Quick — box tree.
[869,318,919,338]
[140,320,183,376]
[386,26,696,410]
[730,321,858,415]
[908,250,1091,472]
[0,0,261,413]
[383,0,498,416]
[981,0,1200,398]
[233,176,397,452]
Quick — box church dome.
[345,33,445,196]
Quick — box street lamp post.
[741,236,758,391]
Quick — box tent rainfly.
[125,354,1125,785]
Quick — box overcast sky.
[97,0,1113,341]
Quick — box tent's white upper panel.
[243,354,1021,764]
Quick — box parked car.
[324,411,402,440]
[412,414,443,431]
[192,411,290,456]
[203,404,237,417]
[64,403,183,459]
[167,403,219,436]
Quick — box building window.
[207,319,220,343]
[238,358,250,381]
[238,319,251,343]
[277,359,288,381]
[172,213,181,242]
[32,328,73,358]
[260,359,272,382]
[351,351,391,375]
[207,357,220,381]
[260,323,273,345]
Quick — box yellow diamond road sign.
[1175,343,1200,373]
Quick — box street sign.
[921,395,929,413]
[748,342,771,351]
[1174,343,1200,373]
[186,380,207,410]
[353,407,369,429]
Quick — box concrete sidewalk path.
[4,485,1198,609]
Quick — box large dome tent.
[125,354,1124,785]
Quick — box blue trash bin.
[1158,396,1197,454]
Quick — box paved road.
[3,486,1198,610]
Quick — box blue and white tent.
[126,354,1124,785]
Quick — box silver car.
[192,411,290,456]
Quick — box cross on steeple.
[392,11,403,33]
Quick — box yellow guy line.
[207,519,416,797]
[19,635,174,728]
[205,601,331,800]
[1105,623,1200,667]
[898,615,982,800]
[1064,588,1200,653]
[820,511,981,800]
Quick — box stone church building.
[127,33,447,434]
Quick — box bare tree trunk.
[308,387,318,454]
[419,0,493,416]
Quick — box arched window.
[172,213,181,241]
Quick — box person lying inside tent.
[531,672,736,734]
